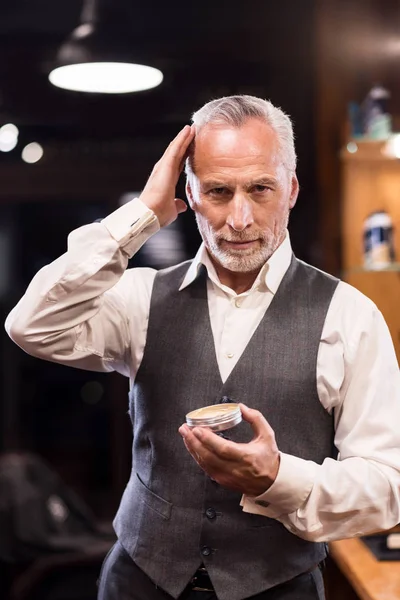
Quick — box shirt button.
[235,298,242,308]
[205,508,217,520]
[226,353,234,359]
[201,546,212,556]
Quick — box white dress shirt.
[5,198,400,543]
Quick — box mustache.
[216,231,263,243]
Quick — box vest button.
[220,396,232,404]
[205,508,216,520]
[201,545,212,556]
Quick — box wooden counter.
[328,537,400,600]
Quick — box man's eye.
[253,185,268,193]
[210,188,226,195]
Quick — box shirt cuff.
[240,453,317,518]
[102,198,159,244]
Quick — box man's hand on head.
[140,125,195,228]
[179,404,280,497]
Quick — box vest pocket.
[136,473,172,520]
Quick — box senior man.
[6,95,400,600]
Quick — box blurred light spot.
[347,142,358,154]
[0,123,19,142]
[385,37,400,57]
[0,123,19,137]
[383,134,400,159]
[0,123,19,152]
[74,23,94,39]
[0,137,18,152]
[80,381,104,405]
[47,495,69,522]
[22,142,44,163]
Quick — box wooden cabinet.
[341,140,400,362]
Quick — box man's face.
[186,118,298,274]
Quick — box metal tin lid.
[186,403,242,432]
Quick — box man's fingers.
[239,403,274,440]
[171,126,194,163]
[190,427,242,462]
[162,125,195,165]
[180,425,224,457]
[179,425,213,468]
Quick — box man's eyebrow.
[245,176,278,187]
[199,176,279,190]
[200,180,231,188]
[201,176,278,186]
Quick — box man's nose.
[226,195,254,231]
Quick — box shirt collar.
[179,232,293,295]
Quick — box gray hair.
[185,95,296,177]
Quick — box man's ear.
[185,179,195,210]
[289,174,299,210]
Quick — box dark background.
[0,0,399,518]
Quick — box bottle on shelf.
[362,84,392,140]
[363,210,396,270]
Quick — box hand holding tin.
[179,403,280,496]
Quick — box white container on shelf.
[363,210,395,270]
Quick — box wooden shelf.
[340,139,399,163]
[341,141,400,362]
[344,263,400,275]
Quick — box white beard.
[195,213,288,273]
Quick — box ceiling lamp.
[48,0,163,94]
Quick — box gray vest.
[114,255,339,600]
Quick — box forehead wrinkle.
[194,148,283,178]
[197,155,278,174]
[193,154,267,177]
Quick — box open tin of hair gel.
[186,403,242,432]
